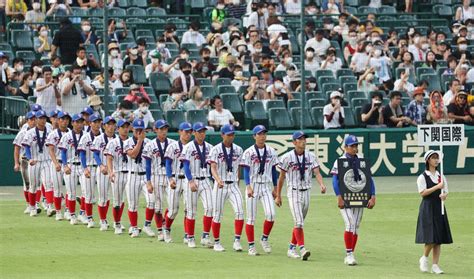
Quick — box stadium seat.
[218,85,236,95]
[416,67,436,79]
[0,43,12,52]
[339,76,357,86]
[197,78,211,86]
[200,86,216,99]
[310,107,324,129]
[419,74,442,92]
[290,108,314,128]
[215,78,231,87]
[336,69,355,78]
[265,100,286,111]
[181,43,198,51]
[309,98,326,108]
[287,99,301,110]
[268,108,293,129]
[343,83,358,93]
[322,83,341,97]
[135,29,154,39]
[343,107,357,128]
[108,7,127,16]
[11,30,33,50]
[358,6,377,14]
[378,5,397,14]
[315,69,334,80]
[165,110,186,131]
[347,90,367,101]
[71,6,88,16]
[433,5,453,16]
[147,7,166,16]
[186,109,208,124]
[127,7,146,16]
[126,65,147,85]
[318,76,338,85]
[150,109,163,120]
[220,93,243,113]
[244,100,268,128]
[129,0,147,8]
[15,50,35,64]
[149,72,171,95]
[351,97,369,108]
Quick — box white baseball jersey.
[208,142,243,182]
[45,128,70,159]
[278,150,320,190]
[13,128,30,155]
[181,140,213,178]
[164,140,187,177]
[241,145,278,184]
[21,127,52,161]
[78,131,102,166]
[92,133,116,166]
[58,130,84,163]
[143,138,176,175]
[104,137,130,172]
[124,137,150,172]
[20,122,52,133]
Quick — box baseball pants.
[340,207,364,234]
[212,182,244,223]
[245,183,276,225]
[184,178,213,220]
[166,177,186,220]
[287,188,311,228]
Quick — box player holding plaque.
[330,135,376,266]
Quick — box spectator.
[442,55,458,76]
[172,61,196,96]
[393,37,409,61]
[343,30,358,64]
[397,51,415,76]
[447,91,472,124]
[124,84,151,105]
[73,46,100,78]
[285,0,301,15]
[91,68,119,92]
[361,91,385,127]
[247,2,267,33]
[422,51,438,70]
[50,55,65,76]
[6,0,26,17]
[15,72,33,100]
[322,0,340,16]
[111,100,134,122]
[467,66,474,83]
[455,0,474,22]
[207,33,225,58]
[87,94,105,119]
[408,33,429,62]
[102,41,123,77]
[162,24,180,46]
[11,57,24,79]
[184,86,210,111]
[133,97,154,129]
[245,76,270,101]
[394,69,415,97]
[305,29,331,61]
[266,77,293,104]
[46,0,71,16]
[350,41,372,75]
[60,65,95,114]
[194,48,216,79]
[162,87,185,112]
[211,0,227,23]
[227,0,246,19]
[25,1,45,29]
[231,64,248,92]
[453,37,473,61]
[323,91,345,129]
[78,0,98,9]
[51,18,84,65]
[405,87,427,125]
[107,19,128,43]
[155,37,171,62]
[333,13,350,40]
[433,40,450,61]
[466,19,474,40]
[29,59,44,83]
[36,66,60,113]
[80,19,99,45]
[382,91,412,128]
[217,56,236,80]
[0,52,16,96]
[427,90,448,124]
[124,43,145,67]
[298,21,315,46]
[181,21,206,48]
[304,47,320,77]
[34,25,53,59]
[282,65,298,88]
[115,69,133,88]
[208,95,239,130]
[455,60,470,90]
[321,48,343,75]
[357,68,378,96]
[275,51,297,72]
[443,79,461,105]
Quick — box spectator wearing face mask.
[124,43,145,67]
[266,77,294,104]
[394,69,415,98]
[162,87,186,112]
[231,65,248,93]
[217,56,236,80]
[184,86,210,111]
[15,73,34,100]
[323,91,345,129]
[304,47,320,77]
[74,46,100,78]
[343,30,358,64]
[181,21,206,48]
[245,75,271,101]
[36,66,61,113]
[304,29,331,62]
[46,0,71,16]
[275,51,297,72]
[111,100,135,122]
[408,33,430,62]
[60,65,95,114]
[133,97,155,129]
[211,0,227,23]
[361,91,385,127]
[321,48,343,76]
[453,37,473,61]
[351,41,372,76]
[51,18,83,65]
[155,37,171,62]
[25,1,45,29]
[102,41,123,77]
[34,25,53,59]
[107,19,128,44]
[162,24,180,46]
[194,48,216,79]
[368,42,393,88]
[80,20,99,45]
[124,84,151,105]
[172,61,197,96]
[358,67,378,96]
[87,95,105,119]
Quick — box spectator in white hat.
[323,91,345,129]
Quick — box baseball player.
[209,124,244,252]
[59,113,85,225]
[164,122,193,243]
[92,116,117,231]
[181,122,214,248]
[241,125,279,256]
[20,104,53,132]
[275,131,327,261]
[48,110,60,130]
[105,119,130,235]
[144,119,176,241]
[82,107,93,132]
[124,118,151,238]
[46,111,71,220]
[78,113,103,228]
[13,111,37,214]
[331,135,376,266]
[22,110,52,217]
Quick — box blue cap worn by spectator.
[89,113,102,122]
[82,107,94,115]
[344,135,359,146]
[252,125,267,135]
[221,124,235,135]
[58,111,71,119]
[48,110,60,118]
[0,51,7,58]
[35,110,47,118]
[154,119,170,129]
[193,122,207,132]
[71,113,84,122]
[30,104,42,111]
[117,119,130,127]
[178,122,192,131]
[292,131,308,140]
[133,119,145,129]
[103,116,116,124]
[26,111,36,119]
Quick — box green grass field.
[1,176,473,278]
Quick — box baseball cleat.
[46,206,56,217]
[24,206,31,214]
[87,219,95,228]
[130,227,140,238]
[41,198,47,210]
[69,215,78,225]
[200,236,213,248]
[287,249,300,259]
[300,248,311,261]
[233,240,243,252]
[114,225,123,235]
[248,247,259,256]
[99,220,109,231]
[344,252,357,266]
[213,243,225,252]
[187,238,196,248]
[55,212,63,221]
[143,226,156,237]
[183,237,189,244]
[36,207,42,214]
[260,240,272,254]
[431,264,444,274]
[79,214,88,225]
[29,207,38,217]
[64,210,71,220]
[419,256,429,273]
[164,230,172,243]
[157,230,164,241]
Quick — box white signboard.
[417,124,465,146]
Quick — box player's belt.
[131,172,146,175]
[21,156,27,160]
[173,174,186,179]
[195,177,207,180]
[119,170,129,173]
[71,162,81,166]
[58,160,62,164]
[292,188,309,192]
[88,165,98,168]
[224,181,235,184]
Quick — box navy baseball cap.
[132,118,145,129]
[89,113,102,122]
[26,111,36,119]
[30,104,42,111]
[193,122,207,132]
[344,135,359,146]
[154,119,170,129]
[48,110,60,118]
[220,124,235,135]
[117,119,130,127]
[82,107,94,115]
[292,131,308,140]
[103,116,116,124]
[71,113,84,122]
[57,111,70,119]
[0,51,7,58]
[35,110,47,118]
[252,125,267,135]
[178,122,192,131]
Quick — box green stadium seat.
[343,107,357,128]
[416,67,436,79]
[215,78,231,87]
[186,109,208,124]
[322,83,341,97]
[358,6,377,14]
[150,109,163,120]
[197,78,211,86]
[147,7,166,16]
[218,85,236,95]
[15,50,35,62]
[129,0,147,8]
[190,0,206,9]
[71,7,88,16]
[127,7,146,16]
[220,93,243,113]
[181,43,198,51]
[108,7,126,16]
[419,74,442,92]
[343,83,357,93]
[200,86,216,99]
[290,108,314,128]
[149,72,171,95]
[274,71,286,79]
[336,69,354,78]
[351,97,369,108]
[265,100,286,111]
[315,69,334,80]
[318,76,338,85]
[165,110,186,131]
[0,43,13,52]
[344,6,357,15]
[433,5,453,16]
[347,90,367,101]
[136,36,155,44]
[339,76,357,86]
[135,29,154,39]
[309,98,326,108]
[311,107,324,129]
[287,99,301,110]
[268,108,293,130]
[401,97,411,107]
[378,5,397,14]
[345,0,359,6]
[11,30,33,50]
[244,100,268,128]
[126,65,147,85]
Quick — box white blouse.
[417,170,448,193]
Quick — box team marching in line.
[13,104,377,264]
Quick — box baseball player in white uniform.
[331,135,376,266]
[105,119,130,235]
[48,110,60,130]
[144,119,176,241]
[59,113,86,225]
[209,124,244,252]
[46,111,71,220]
[275,131,327,261]
[241,125,279,256]
[164,122,193,243]
[124,119,152,238]
[81,107,93,132]
[181,122,214,248]
[22,110,52,217]
[13,111,37,214]
[20,104,53,133]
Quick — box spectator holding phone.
[323,91,345,129]
[361,91,385,127]
[59,64,95,114]
[184,86,210,111]
[383,91,412,128]
[124,84,151,105]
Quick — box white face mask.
[348,37,357,45]
[371,37,380,43]
[32,3,40,10]
[306,51,314,58]
[33,66,42,73]
[468,26,474,32]
[366,46,373,53]
[130,49,138,56]
[110,50,119,57]
[40,30,48,37]
[254,48,262,53]
[459,44,468,51]
[93,105,101,111]
[421,43,429,51]
[374,49,382,57]
[275,82,283,89]
[15,65,24,72]
[82,25,91,32]
[76,58,85,66]
[139,106,148,113]
[309,82,316,89]
[2,63,7,70]
[235,71,243,77]
[285,57,293,64]
[233,0,240,5]
[413,37,420,44]
[49,0,57,4]
[28,80,34,87]
[151,58,160,64]
[180,54,189,60]
[157,43,165,49]
[324,24,334,30]
[217,4,225,9]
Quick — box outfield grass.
[0,176,473,278]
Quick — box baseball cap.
[220,124,235,135]
[413,87,425,97]
[0,51,7,58]
[48,110,60,118]
[26,111,36,119]
[154,119,170,129]
[35,110,47,118]
[103,116,116,124]
[252,125,267,135]
[292,131,308,140]
[178,122,192,131]
[330,91,342,99]
[30,104,42,111]
[71,113,84,122]
[132,118,145,129]
[89,113,102,122]
[344,135,359,146]
[82,107,94,115]
[117,119,130,128]
[57,111,70,119]
[193,122,207,132]
[424,150,443,162]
